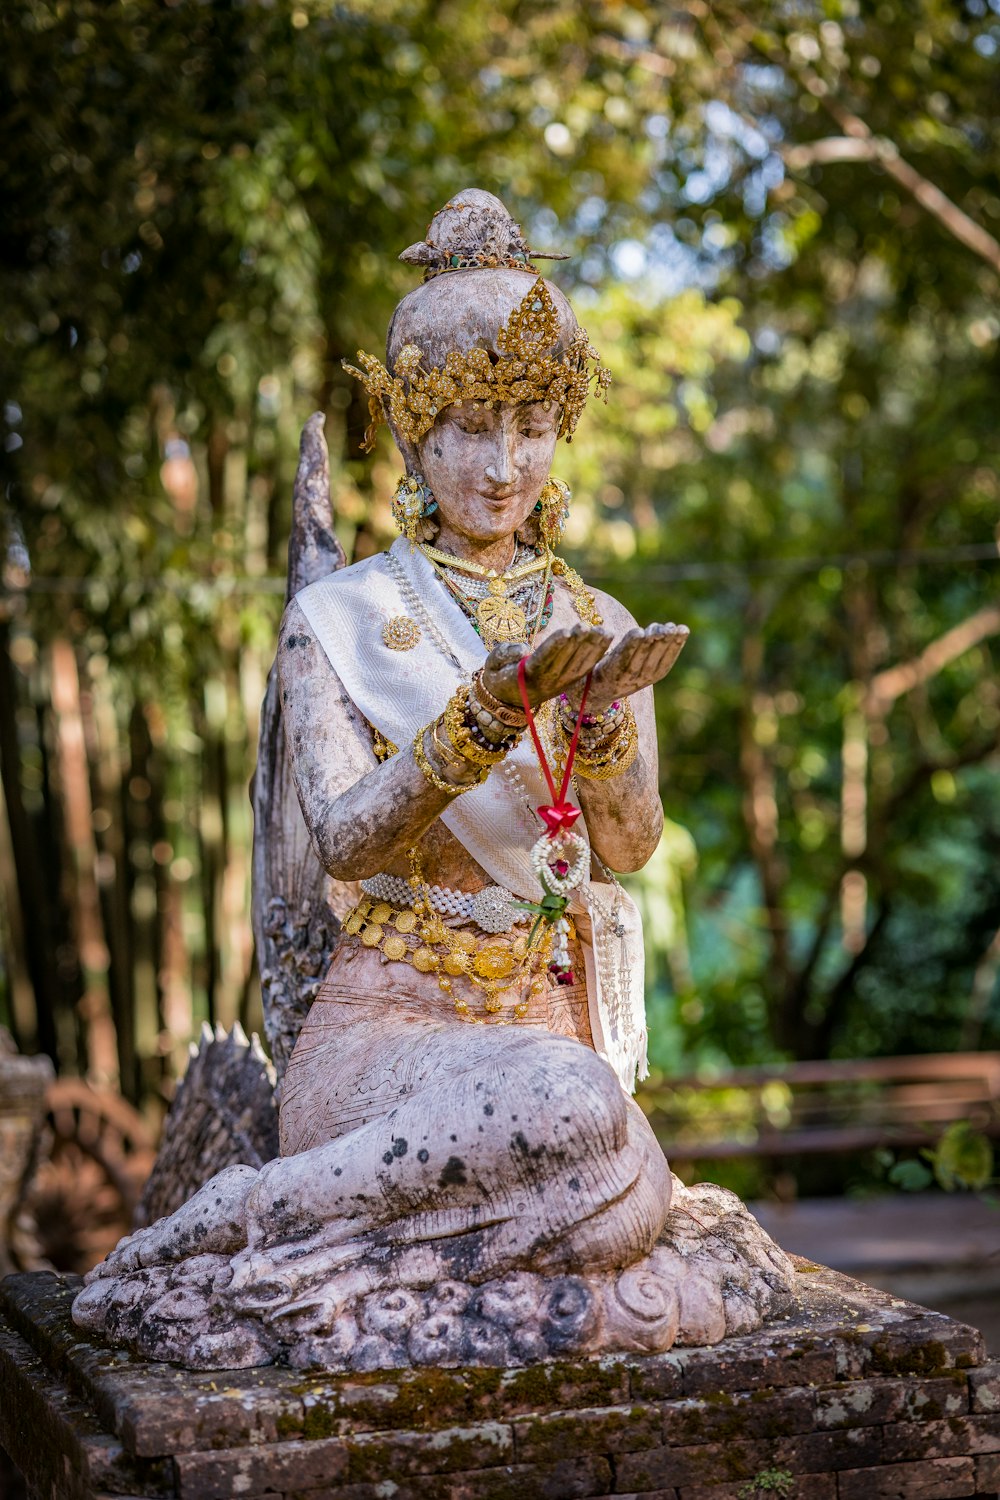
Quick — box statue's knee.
[499,1035,629,1153]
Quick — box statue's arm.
[277,597,477,880]
[572,590,665,874]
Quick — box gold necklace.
[420,541,546,583]
[551,554,604,627]
[420,542,549,648]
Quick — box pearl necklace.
[384,549,465,671]
[420,542,550,649]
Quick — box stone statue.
[72,190,794,1373]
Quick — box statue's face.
[417,400,559,544]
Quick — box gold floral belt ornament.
[341,892,561,1023]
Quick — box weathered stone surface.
[977,1451,1000,1488]
[0,1319,170,1497]
[511,1402,661,1462]
[136,1025,279,1228]
[881,1413,1000,1462]
[813,1372,968,1429]
[265,1456,613,1500]
[837,1455,977,1499]
[76,1175,796,1376]
[675,1480,835,1500]
[668,1336,840,1398]
[1,1265,995,1500]
[970,1360,1000,1413]
[616,1436,781,1490]
[174,1438,347,1499]
[775,1425,884,1472]
[661,1386,815,1445]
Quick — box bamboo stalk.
[50,637,118,1087]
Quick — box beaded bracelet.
[464,682,524,746]
[444,684,521,767]
[558,694,625,736]
[573,702,640,781]
[473,670,529,728]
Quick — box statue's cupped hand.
[482,627,611,710]
[482,622,689,714]
[581,622,690,711]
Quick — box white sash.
[296,538,648,1092]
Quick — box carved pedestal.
[1,1268,997,1500]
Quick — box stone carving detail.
[74,1172,794,1371]
[136,1023,279,1227]
[250,412,350,1086]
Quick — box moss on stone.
[868,1340,948,1377]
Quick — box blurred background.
[0,0,998,1337]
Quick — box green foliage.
[887,1158,935,1193]
[737,1470,795,1499]
[932,1121,996,1192]
[877,1121,995,1196]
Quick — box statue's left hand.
[574,622,689,712]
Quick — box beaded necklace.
[430,551,555,648]
[421,542,552,649]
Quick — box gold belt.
[341,894,558,1022]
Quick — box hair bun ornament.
[397,187,568,283]
[342,188,610,452]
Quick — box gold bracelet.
[413,727,481,796]
[443,689,511,768]
[431,718,482,777]
[472,670,528,728]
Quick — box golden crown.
[343,279,610,453]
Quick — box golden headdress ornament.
[342,192,610,453]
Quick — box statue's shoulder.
[589,584,635,628]
[294,548,392,613]
[291,549,401,667]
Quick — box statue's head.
[344,189,609,548]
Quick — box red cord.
[516,657,592,814]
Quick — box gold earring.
[391,473,437,542]
[535,477,571,549]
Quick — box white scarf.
[296,537,648,1092]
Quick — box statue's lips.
[476,491,518,508]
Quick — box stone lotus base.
[1,1269,998,1500]
[68,1179,797,1372]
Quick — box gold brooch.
[383,616,420,650]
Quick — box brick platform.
[1,1267,998,1499]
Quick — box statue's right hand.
[482,627,613,710]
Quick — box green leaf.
[887,1160,934,1193]
[930,1123,995,1193]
